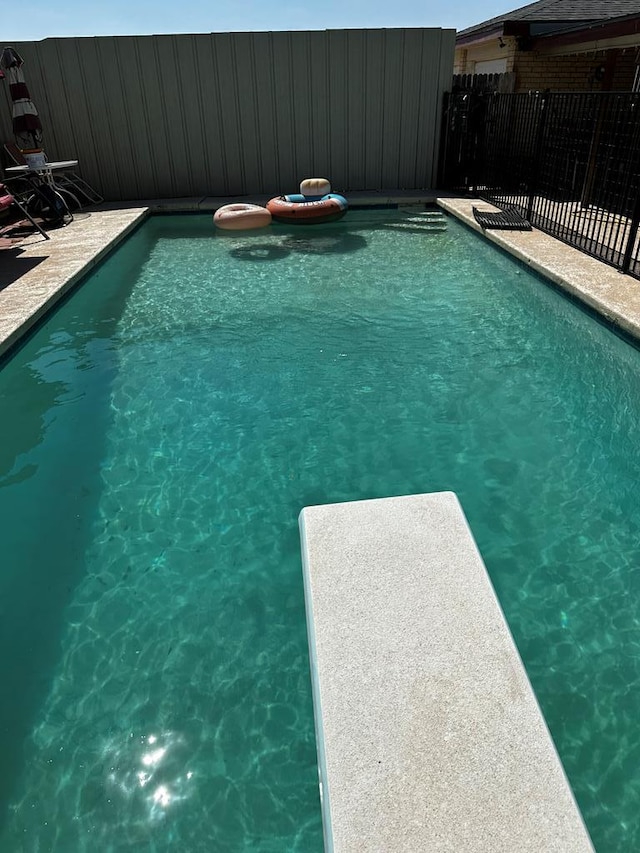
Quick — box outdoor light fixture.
[498,37,506,48]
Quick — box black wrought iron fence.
[439,91,640,278]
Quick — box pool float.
[214,203,272,231]
[267,178,348,225]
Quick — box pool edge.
[0,207,149,361]
[438,197,640,344]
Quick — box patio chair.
[0,181,49,239]
[3,142,103,207]
[2,166,73,228]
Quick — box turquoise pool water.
[1,210,639,851]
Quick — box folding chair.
[0,181,49,239]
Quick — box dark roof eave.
[456,21,529,47]
[456,23,506,46]
[532,12,640,47]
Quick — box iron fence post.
[580,93,609,209]
[439,92,458,190]
[621,202,640,274]
[526,92,548,222]
[621,100,640,275]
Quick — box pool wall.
[300,492,595,852]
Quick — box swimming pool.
[1,210,639,851]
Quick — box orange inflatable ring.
[266,195,347,224]
[214,203,272,231]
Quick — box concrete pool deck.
[300,493,595,852]
[0,206,148,359]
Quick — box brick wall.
[612,50,637,89]
[515,48,636,92]
[455,40,637,92]
[453,48,467,74]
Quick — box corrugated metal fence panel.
[380,30,404,189]
[363,30,385,190]
[271,31,299,193]
[195,35,228,194]
[398,29,426,189]
[0,29,454,200]
[431,28,458,184]
[251,33,280,195]
[346,30,367,191]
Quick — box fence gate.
[439,91,640,279]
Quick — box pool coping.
[118,189,447,212]
[0,206,149,360]
[437,197,640,344]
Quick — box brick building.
[455,0,640,92]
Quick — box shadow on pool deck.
[0,248,48,291]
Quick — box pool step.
[346,207,447,232]
[388,214,447,232]
[396,208,448,232]
[386,222,448,232]
[398,207,445,216]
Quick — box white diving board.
[299,492,594,853]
